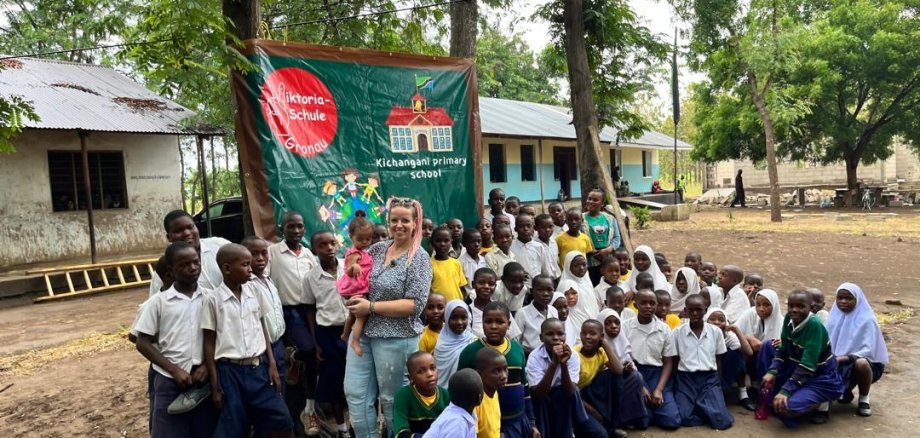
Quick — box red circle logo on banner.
[260,68,338,157]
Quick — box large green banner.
[232,41,482,245]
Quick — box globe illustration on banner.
[318,169,386,248]
[260,67,338,158]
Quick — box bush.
[628,205,651,229]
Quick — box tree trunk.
[845,152,859,206]
[178,138,187,211]
[449,0,478,58]
[749,91,782,222]
[222,0,260,237]
[563,0,633,255]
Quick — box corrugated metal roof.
[479,96,692,150]
[0,57,212,135]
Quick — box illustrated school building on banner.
[478,97,691,203]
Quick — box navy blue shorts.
[214,360,293,437]
[151,371,215,438]
[838,358,885,384]
[314,324,347,403]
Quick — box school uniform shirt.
[133,285,208,378]
[430,257,468,303]
[267,241,317,306]
[418,325,441,354]
[249,274,286,343]
[484,249,516,280]
[515,303,559,352]
[724,330,741,351]
[393,385,450,438]
[470,304,522,341]
[475,390,501,438]
[421,402,477,438]
[485,211,516,230]
[815,309,829,326]
[302,259,347,327]
[457,338,533,423]
[495,281,529,313]
[622,316,672,367]
[554,232,593,268]
[458,251,487,290]
[510,238,553,287]
[592,278,622,310]
[575,346,608,389]
[720,284,750,324]
[665,323,727,373]
[526,343,581,388]
[148,236,230,297]
[618,307,638,322]
[768,314,836,396]
[200,282,270,360]
[550,224,568,240]
[536,237,562,279]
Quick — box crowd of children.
[134,189,890,438]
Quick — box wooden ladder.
[28,258,157,303]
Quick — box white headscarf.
[736,289,784,341]
[552,290,579,347]
[827,283,889,364]
[434,300,475,387]
[597,308,632,363]
[625,245,670,292]
[669,267,701,312]
[557,251,599,332]
[705,285,724,310]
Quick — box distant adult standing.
[730,169,746,208]
[344,197,432,438]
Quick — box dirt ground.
[1,208,918,437]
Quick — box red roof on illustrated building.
[385,106,454,126]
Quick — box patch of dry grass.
[651,209,920,240]
[877,308,914,326]
[0,327,132,378]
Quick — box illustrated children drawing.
[337,213,375,356]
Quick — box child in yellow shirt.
[554,207,594,269]
[431,227,468,302]
[419,293,446,354]
[473,347,507,438]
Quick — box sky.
[510,0,704,112]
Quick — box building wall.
[480,137,663,203]
[0,130,182,266]
[710,142,920,189]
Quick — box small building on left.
[0,57,216,268]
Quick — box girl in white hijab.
[625,245,670,292]
[669,267,701,313]
[551,291,578,347]
[827,283,888,416]
[736,289,784,348]
[557,251,599,333]
[595,308,649,427]
[434,300,475,387]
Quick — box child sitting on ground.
[469,268,522,340]
[430,226,469,303]
[202,244,293,437]
[551,292,578,347]
[458,302,537,438]
[419,293,447,354]
[515,275,559,355]
[593,256,623,309]
[597,308,648,428]
[654,289,682,331]
[473,348,508,438]
[394,351,450,438]
[422,369,483,438]
[527,318,607,437]
[485,224,516,279]
[717,265,750,323]
[626,245,670,292]
[337,214,375,356]
[705,308,754,410]
[669,267,700,315]
[760,289,843,427]
[435,300,476,387]
[699,262,717,288]
[683,252,702,276]
[606,286,637,322]
[576,319,627,438]
[665,295,733,430]
[808,288,828,325]
[558,251,599,333]
[827,283,888,417]
[742,273,764,305]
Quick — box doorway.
[554,147,577,199]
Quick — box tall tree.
[788,0,920,203]
[476,23,561,104]
[559,0,633,253]
[450,0,478,57]
[673,0,812,221]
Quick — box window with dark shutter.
[48,151,128,212]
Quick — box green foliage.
[184,167,242,213]
[476,22,562,104]
[0,91,40,152]
[627,205,651,228]
[536,0,669,139]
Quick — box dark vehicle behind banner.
[230,40,482,248]
[194,197,245,243]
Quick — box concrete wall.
[481,137,662,203]
[710,143,920,189]
[0,130,182,267]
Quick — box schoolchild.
[557,251,598,333]
[576,319,628,438]
[495,262,529,313]
[485,224,516,280]
[717,265,750,323]
[430,226,468,303]
[434,300,476,387]
[202,244,293,437]
[419,293,447,354]
[303,231,350,436]
[665,296,733,430]
[393,351,450,438]
[459,228,488,294]
[653,290,682,331]
[446,218,465,259]
[551,292,578,347]
[149,210,230,295]
[533,214,562,280]
[510,213,553,287]
[242,236,287,390]
[808,288,829,325]
[554,208,593,269]
[477,218,495,256]
[742,273,764,305]
[133,241,215,437]
[473,348,507,438]
[596,308,648,428]
[422,369,483,438]
[515,275,559,354]
[547,202,567,239]
[625,245,669,292]
[592,256,624,309]
[669,267,700,314]
[606,286,637,322]
[486,188,516,230]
